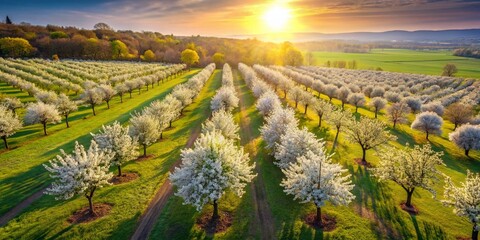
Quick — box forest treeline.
[0,22,304,67]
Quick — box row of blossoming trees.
[170,63,256,222]
[271,65,480,156]
[241,63,480,238]
[42,64,215,216]
[0,59,186,149]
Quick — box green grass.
[311,49,480,79]
[0,70,222,239]
[0,70,198,215]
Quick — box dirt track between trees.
[234,70,276,240]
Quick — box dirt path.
[0,187,46,226]
[234,70,276,240]
[130,126,202,240]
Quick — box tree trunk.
[43,122,48,135]
[86,187,96,216]
[453,123,457,131]
[332,128,340,150]
[375,109,378,118]
[65,114,70,128]
[91,104,96,116]
[405,189,414,208]
[355,106,358,113]
[284,90,287,99]
[466,149,470,157]
[304,105,308,114]
[295,101,298,108]
[106,101,110,109]
[316,207,322,227]
[318,115,322,127]
[120,95,123,103]
[212,199,219,220]
[393,121,397,129]
[2,136,8,149]
[426,131,429,141]
[143,144,147,157]
[118,165,122,176]
[169,120,173,128]
[146,85,149,91]
[129,92,132,98]
[138,88,141,95]
[472,223,478,240]
[362,147,367,164]
[341,101,345,110]
[160,132,163,139]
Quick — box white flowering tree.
[421,101,444,116]
[81,88,102,116]
[261,107,299,152]
[97,84,117,109]
[281,150,355,227]
[375,144,444,209]
[115,83,128,103]
[275,127,324,169]
[311,99,334,128]
[369,97,387,119]
[35,91,58,105]
[43,140,114,216]
[170,131,255,220]
[443,171,480,240]
[172,86,194,114]
[202,110,239,140]
[56,93,78,128]
[129,113,161,157]
[0,105,22,149]
[348,93,366,113]
[1,97,23,115]
[211,87,239,112]
[402,97,422,114]
[256,91,281,117]
[411,111,443,140]
[92,121,139,176]
[328,109,352,150]
[24,102,61,135]
[449,124,480,157]
[387,102,411,129]
[336,86,351,110]
[345,116,396,164]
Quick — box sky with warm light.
[1,0,480,36]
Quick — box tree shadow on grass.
[410,215,448,240]
[349,165,413,239]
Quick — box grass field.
[311,49,480,79]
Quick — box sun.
[263,5,291,31]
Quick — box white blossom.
[261,107,299,152]
[24,102,61,135]
[44,140,114,215]
[170,131,256,213]
[0,105,22,149]
[375,144,444,207]
[91,121,138,175]
[411,111,443,140]
[449,124,480,157]
[202,109,239,140]
[129,112,161,156]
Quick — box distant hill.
[233,29,480,43]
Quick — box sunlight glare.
[263,5,291,31]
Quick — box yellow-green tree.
[111,40,129,60]
[212,52,225,67]
[0,37,34,58]
[141,50,156,62]
[181,49,199,69]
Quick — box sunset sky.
[1,0,480,36]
